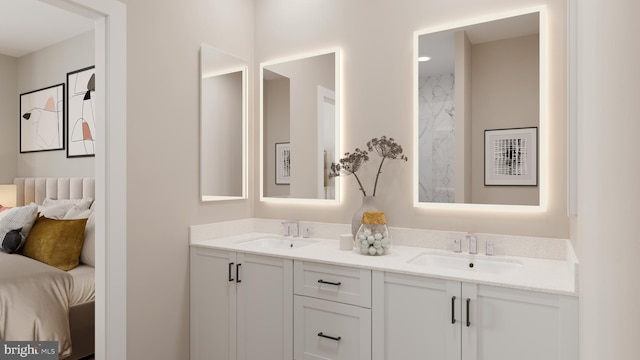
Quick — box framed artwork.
[67,66,96,157]
[20,84,65,153]
[275,142,291,185]
[484,127,538,186]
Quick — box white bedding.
[0,251,73,358]
[67,264,95,306]
[5,177,96,359]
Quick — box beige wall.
[0,54,18,183]
[470,34,540,205]
[122,0,254,359]
[576,0,640,359]
[0,32,94,183]
[17,31,95,178]
[253,0,568,238]
[118,1,640,359]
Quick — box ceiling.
[0,0,94,58]
[418,12,539,76]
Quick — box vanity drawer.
[294,295,371,360]
[294,260,371,308]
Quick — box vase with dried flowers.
[329,136,408,243]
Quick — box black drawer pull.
[317,279,342,286]
[317,332,341,341]
[451,296,456,324]
[228,262,234,282]
[236,263,242,283]
[466,298,471,327]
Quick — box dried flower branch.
[329,136,408,197]
[329,148,370,196]
[367,136,408,196]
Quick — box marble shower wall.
[418,73,455,202]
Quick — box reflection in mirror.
[415,9,544,207]
[260,50,340,202]
[200,44,247,201]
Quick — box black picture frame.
[66,65,96,158]
[19,83,65,153]
[484,127,538,186]
[275,142,291,185]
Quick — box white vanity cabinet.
[190,247,293,360]
[293,260,372,360]
[371,271,578,360]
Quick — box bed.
[0,177,95,360]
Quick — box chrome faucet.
[485,241,494,256]
[453,238,462,253]
[467,233,477,254]
[282,221,299,237]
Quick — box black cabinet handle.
[466,298,471,327]
[228,262,234,282]
[236,263,242,283]
[451,296,456,324]
[317,332,341,341]
[317,279,342,286]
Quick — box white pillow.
[64,206,95,267]
[42,197,94,210]
[38,203,76,220]
[0,204,38,249]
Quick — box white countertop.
[191,232,578,296]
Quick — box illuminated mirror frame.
[412,6,548,213]
[200,44,248,201]
[259,48,342,204]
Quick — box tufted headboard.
[14,177,96,206]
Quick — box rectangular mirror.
[414,8,546,209]
[200,44,248,201]
[260,49,340,203]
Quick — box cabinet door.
[372,271,461,360]
[294,295,371,360]
[463,283,578,360]
[190,248,237,360]
[236,253,293,360]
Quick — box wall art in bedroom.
[67,66,96,157]
[20,83,65,153]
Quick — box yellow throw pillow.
[23,216,88,271]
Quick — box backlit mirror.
[200,44,247,201]
[414,9,545,208]
[260,49,340,202]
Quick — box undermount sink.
[238,237,318,249]
[408,251,523,274]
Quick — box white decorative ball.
[368,246,377,255]
[374,233,382,240]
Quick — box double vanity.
[193,3,577,360]
[189,219,578,360]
